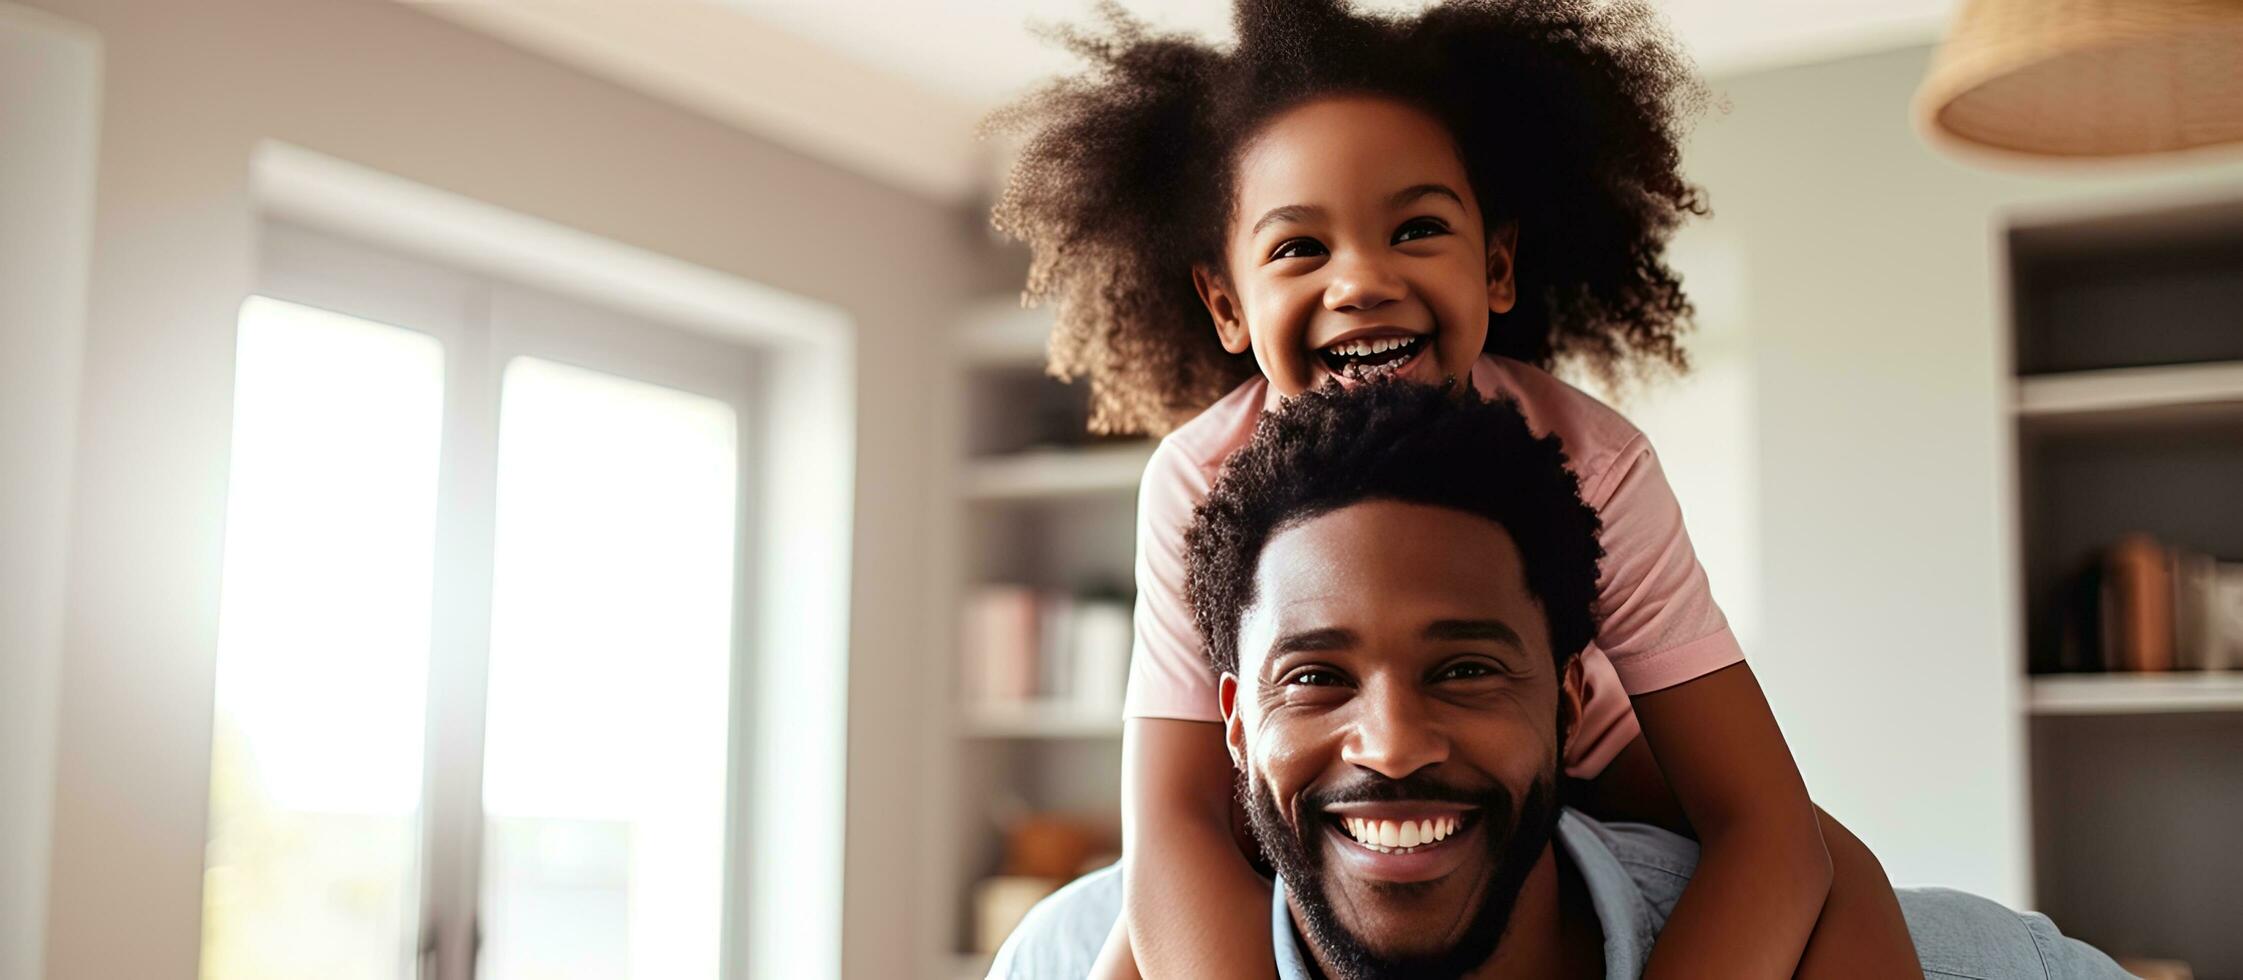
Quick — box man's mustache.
[1299,769,1501,812]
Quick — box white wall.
[1660,44,2243,904]
[0,8,98,980]
[17,0,1001,976]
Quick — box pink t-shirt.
[1125,355,1743,778]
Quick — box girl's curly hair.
[989,0,1710,436]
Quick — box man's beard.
[1243,766,1560,980]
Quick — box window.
[480,358,738,977]
[202,297,444,980]
[203,225,757,980]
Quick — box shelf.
[2027,672,2243,716]
[961,700,1125,738]
[2016,362,2243,426]
[965,443,1153,501]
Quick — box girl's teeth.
[1326,336,1417,357]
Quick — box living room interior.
[5,1,2242,978]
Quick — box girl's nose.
[1323,252,1406,313]
[1338,682,1450,780]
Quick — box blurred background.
[3,0,2240,978]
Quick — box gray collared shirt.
[991,808,2129,979]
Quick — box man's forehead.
[1255,501,1525,599]
[1239,501,1534,668]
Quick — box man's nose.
[1323,249,1406,313]
[1339,681,1450,779]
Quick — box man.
[991,379,2125,979]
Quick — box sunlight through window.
[201,297,445,980]
[478,357,739,979]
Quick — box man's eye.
[1287,668,1343,687]
[1393,218,1449,244]
[1437,660,1500,681]
[1272,238,1327,260]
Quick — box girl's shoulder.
[1469,355,1648,491]
[1154,371,1271,486]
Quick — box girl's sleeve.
[1586,434,1747,694]
[1121,438,1225,722]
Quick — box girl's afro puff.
[989,0,1710,436]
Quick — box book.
[2105,534,2175,673]
[961,586,1039,704]
[2174,551,2216,671]
[2204,562,2243,672]
[962,587,1137,710]
[1069,599,1132,714]
[2056,561,2105,673]
[1036,593,1076,701]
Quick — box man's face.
[1219,500,1579,979]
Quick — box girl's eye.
[1393,218,1449,244]
[1271,238,1328,261]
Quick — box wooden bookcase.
[2010,198,2243,978]
[924,300,1143,978]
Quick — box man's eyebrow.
[1251,203,1322,238]
[1390,183,1466,210]
[1424,619,1526,650]
[1272,625,1355,654]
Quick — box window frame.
[250,221,764,979]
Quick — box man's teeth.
[1325,336,1416,357]
[1341,816,1460,851]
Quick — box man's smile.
[1317,803,1485,884]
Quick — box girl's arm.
[1093,436,1274,978]
[1795,807,1919,977]
[1583,725,1920,978]
[1105,717,1273,979]
[1628,662,1835,979]
[1575,431,1913,975]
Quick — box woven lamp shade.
[1916,0,2243,158]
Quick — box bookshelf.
[926,299,1142,976]
[2027,673,2243,716]
[2017,361,2243,423]
[2009,197,2243,979]
[966,443,1158,501]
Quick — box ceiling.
[408,0,1957,202]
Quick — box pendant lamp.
[1916,0,2243,159]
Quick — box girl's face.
[1195,95,1516,406]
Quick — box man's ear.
[1193,263,1253,355]
[1486,220,1519,315]
[1557,655,1588,756]
[1219,672,1247,770]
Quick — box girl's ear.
[1486,221,1520,315]
[1193,263,1253,355]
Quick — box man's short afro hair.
[1184,378,1605,676]
[990,0,1709,436]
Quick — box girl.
[991,0,1919,976]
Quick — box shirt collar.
[1270,808,1654,980]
